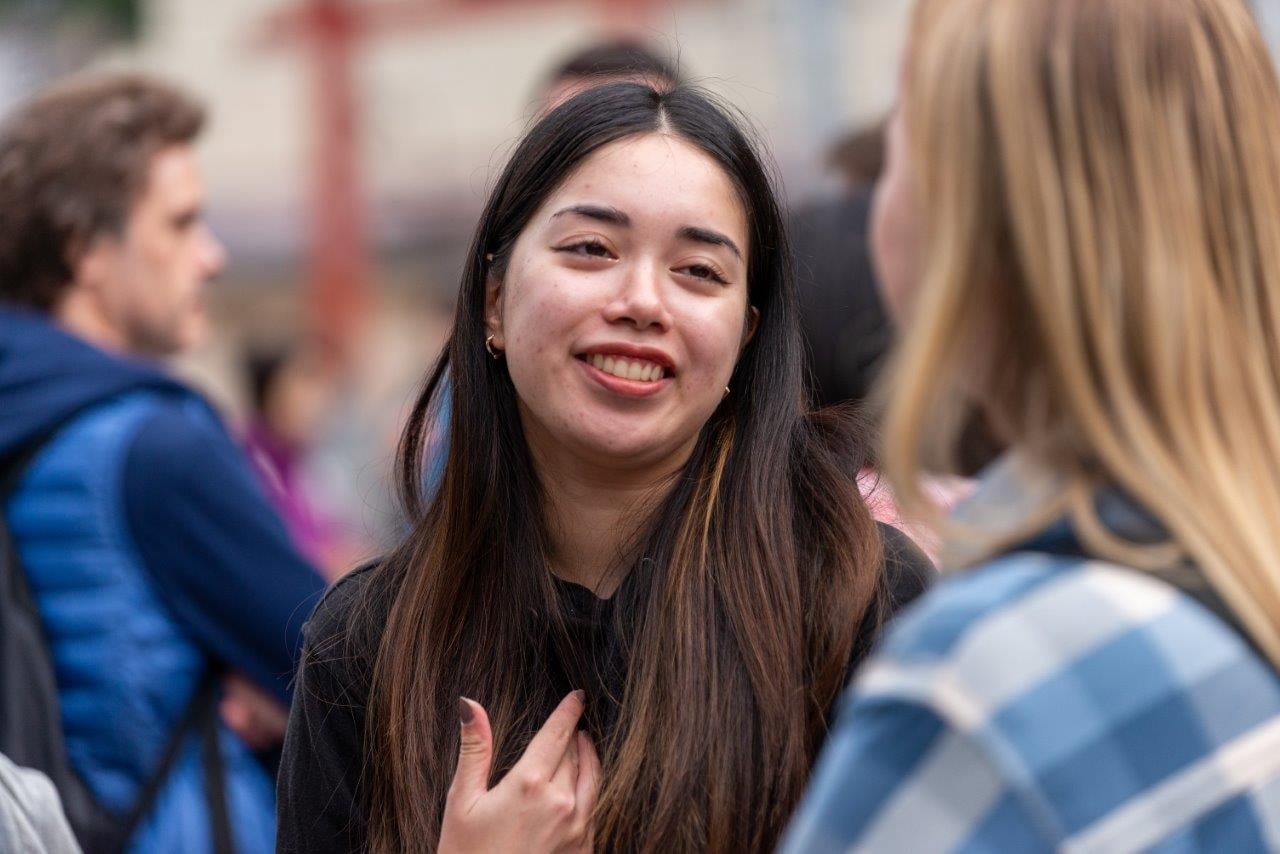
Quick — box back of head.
[826,120,887,191]
[0,73,204,311]
[883,0,1280,662]
[539,38,681,112]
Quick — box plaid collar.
[948,451,1253,653]
[947,452,1166,559]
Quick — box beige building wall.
[92,0,912,255]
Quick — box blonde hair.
[883,0,1280,664]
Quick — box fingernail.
[574,689,586,704]
[458,697,474,725]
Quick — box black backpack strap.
[0,431,123,851]
[114,673,235,853]
[199,695,235,854]
[0,432,59,497]
[2,430,236,854]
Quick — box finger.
[220,697,247,730]
[259,699,289,740]
[513,690,586,780]
[574,730,602,818]
[549,725,580,795]
[450,697,494,800]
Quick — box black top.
[275,523,933,853]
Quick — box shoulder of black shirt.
[304,523,934,684]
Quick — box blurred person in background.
[243,345,355,580]
[536,36,681,115]
[791,121,890,412]
[792,122,973,554]
[278,82,933,853]
[0,74,325,852]
[0,753,80,854]
[783,0,1280,850]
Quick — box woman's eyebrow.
[678,225,742,259]
[551,204,630,225]
[550,205,742,259]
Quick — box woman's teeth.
[587,354,665,383]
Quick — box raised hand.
[439,690,601,853]
[219,672,288,751]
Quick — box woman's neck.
[528,432,693,599]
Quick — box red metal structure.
[255,0,668,364]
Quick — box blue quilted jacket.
[0,307,326,852]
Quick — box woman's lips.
[583,352,667,382]
[577,356,672,398]
[576,342,675,372]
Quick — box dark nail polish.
[458,697,474,725]
[574,689,586,703]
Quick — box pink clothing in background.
[858,467,973,561]
[244,421,348,580]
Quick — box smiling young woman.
[275,83,933,854]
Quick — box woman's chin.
[567,427,688,470]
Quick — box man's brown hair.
[0,73,205,310]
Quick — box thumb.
[450,697,494,799]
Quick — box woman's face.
[486,133,754,474]
[870,110,926,322]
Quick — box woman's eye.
[679,263,728,284]
[558,240,614,259]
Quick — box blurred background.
[2,0,1278,571]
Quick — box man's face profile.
[89,145,226,357]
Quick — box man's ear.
[742,305,761,347]
[484,271,505,351]
[70,235,114,296]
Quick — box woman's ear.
[742,306,761,347]
[484,271,505,350]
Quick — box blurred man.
[0,74,325,853]
[536,36,680,115]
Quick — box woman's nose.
[604,260,672,331]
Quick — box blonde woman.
[782,0,1280,850]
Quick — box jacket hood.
[0,306,187,459]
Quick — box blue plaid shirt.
[782,458,1280,853]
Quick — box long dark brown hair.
[364,83,884,852]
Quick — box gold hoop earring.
[723,385,731,398]
[485,334,502,359]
